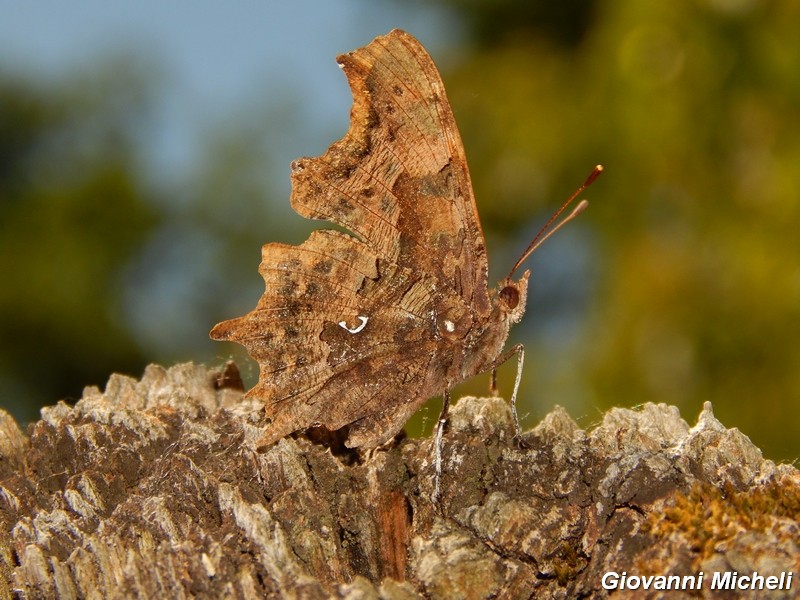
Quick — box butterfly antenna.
[508,165,603,278]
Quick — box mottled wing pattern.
[212,228,440,445]
[290,29,490,315]
[211,30,491,447]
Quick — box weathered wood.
[0,362,797,598]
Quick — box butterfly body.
[211,30,531,450]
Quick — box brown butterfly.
[210,30,601,487]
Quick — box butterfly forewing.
[290,29,490,315]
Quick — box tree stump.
[1,362,797,598]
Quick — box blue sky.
[1,1,461,180]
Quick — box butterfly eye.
[499,285,519,309]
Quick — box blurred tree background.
[0,62,158,422]
[1,0,797,462]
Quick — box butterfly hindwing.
[211,228,442,445]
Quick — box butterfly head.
[497,166,603,328]
[495,269,530,325]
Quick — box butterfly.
[210,29,600,495]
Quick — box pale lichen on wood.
[0,362,797,598]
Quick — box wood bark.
[0,362,797,599]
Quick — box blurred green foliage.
[0,60,299,425]
[1,0,797,461]
[0,62,158,424]
[432,0,800,460]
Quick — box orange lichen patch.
[646,475,800,565]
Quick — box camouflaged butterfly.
[211,30,601,472]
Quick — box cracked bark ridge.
[0,362,797,599]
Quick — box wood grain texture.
[1,362,797,598]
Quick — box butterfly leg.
[432,388,451,503]
[491,343,525,441]
[489,368,499,397]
